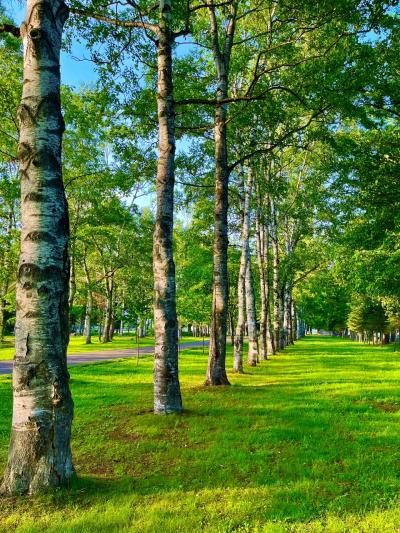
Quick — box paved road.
[0,340,209,375]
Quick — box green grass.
[1,336,400,532]
[0,337,14,360]
[0,335,205,360]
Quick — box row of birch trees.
[0,0,398,495]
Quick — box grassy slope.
[0,335,205,360]
[0,336,400,532]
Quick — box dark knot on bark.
[30,28,42,40]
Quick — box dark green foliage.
[296,270,349,332]
[348,294,388,335]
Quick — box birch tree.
[1,0,74,495]
[245,254,258,366]
[70,0,185,412]
[233,167,251,373]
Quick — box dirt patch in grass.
[372,401,400,413]
[108,429,141,442]
[76,461,114,477]
[187,384,209,394]
[110,405,153,416]
[75,453,115,477]
[353,399,400,413]
[88,465,115,476]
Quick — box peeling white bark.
[1,0,74,495]
[83,255,92,344]
[245,256,258,366]
[271,200,281,351]
[206,4,237,386]
[233,168,253,373]
[153,0,182,413]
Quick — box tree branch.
[0,24,20,37]
[228,108,328,173]
[190,1,232,12]
[175,84,307,107]
[292,265,320,286]
[176,179,214,188]
[69,7,158,34]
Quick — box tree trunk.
[206,97,230,384]
[68,241,76,310]
[118,305,124,337]
[0,305,4,342]
[292,301,297,341]
[152,3,182,413]
[255,186,275,359]
[207,121,231,380]
[271,201,281,351]
[282,283,290,347]
[0,281,8,343]
[233,168,253,373]
[287,288,294,344]
[228,308,235,347]
[246,256,258,366]
[267,297,275,354]
[102,274,113,343]
[279,288,286,349]
[255,190,267,360]
[1,0,74,495]
[83,289,92,344]
[108,297,116,340]
[205,5,236,386]
[83,257,92,345]
[242,169,258,367]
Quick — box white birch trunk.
[206,5,236,385]
[255,203,267,360]
[1,0,74,495]
[153,0,182,413]
[83,256,92,344]
[233,168,253,373]
[271,200,281,351]
[245,256,258,366]
[102,274,113,343]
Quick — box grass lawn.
[0,336,400,532]
[0,335,205,360]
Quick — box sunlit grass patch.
[0,336,399,532]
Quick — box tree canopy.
[0,0,399,495]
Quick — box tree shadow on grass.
[53,378,400,524]
[1,337,400,528]
[18,396,397,528]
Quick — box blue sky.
[8,3,98,87]
[7,2,155,209]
